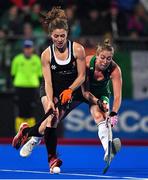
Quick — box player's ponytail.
[40,6,68,34]
[39,12,49,33]
[104,39,111,47]
[96,38,114,55]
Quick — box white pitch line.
[0,169,147,180]
[0,169,49,174]
[60,172,148,180]
[60,172,120,179]
[122,177,148,180]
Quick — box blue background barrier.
[64,99,148,139]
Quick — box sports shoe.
[20,137,42,157]
[12,123,29,150]
[104,138,121,162]
[49,155,62,174]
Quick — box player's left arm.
[69,42,86,91]
[59,42,86,104]
[111,64,122,113]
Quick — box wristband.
[109,111,117,116]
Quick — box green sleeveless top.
[89,55,116,98]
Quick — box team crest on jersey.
[51,65,56,70]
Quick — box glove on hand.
[59,88,73,105]
[109,111,118,127]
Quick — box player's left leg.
[44,99,82,173]
[98,120,121,161]
[90,104,121,162]
[49,155,63,174]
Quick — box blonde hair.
[40,6,68,33]
[96,39,114,55]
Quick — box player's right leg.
[20,136,42,157]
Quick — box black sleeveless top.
[40,40,79,97]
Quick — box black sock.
[22,121,43,137]
[44,127,57,159]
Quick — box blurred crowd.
[1,0,148,39]
[0,0,148,90]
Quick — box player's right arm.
[81,55,98,104]
[41,48,55,111]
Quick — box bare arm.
[41,48,53,102]
[81,55,98,104]
[111,65,122,113]
[69,42,86,91]
[82,70,98,104]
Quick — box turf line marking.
[61,172,148,180]
[0,169,147,180]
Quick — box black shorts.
[39,79,86,104]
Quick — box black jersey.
[40,40,79,98]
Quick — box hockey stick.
[103,117,113,174]
[40,98,73,122]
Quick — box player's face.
[51,29,68,49]
[95,50,113,70]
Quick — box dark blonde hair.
[40,6,68,33]
[96,39,114,55]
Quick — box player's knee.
[93,112,104,124]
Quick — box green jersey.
[11,53,42,88]
[89,55,116,98]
